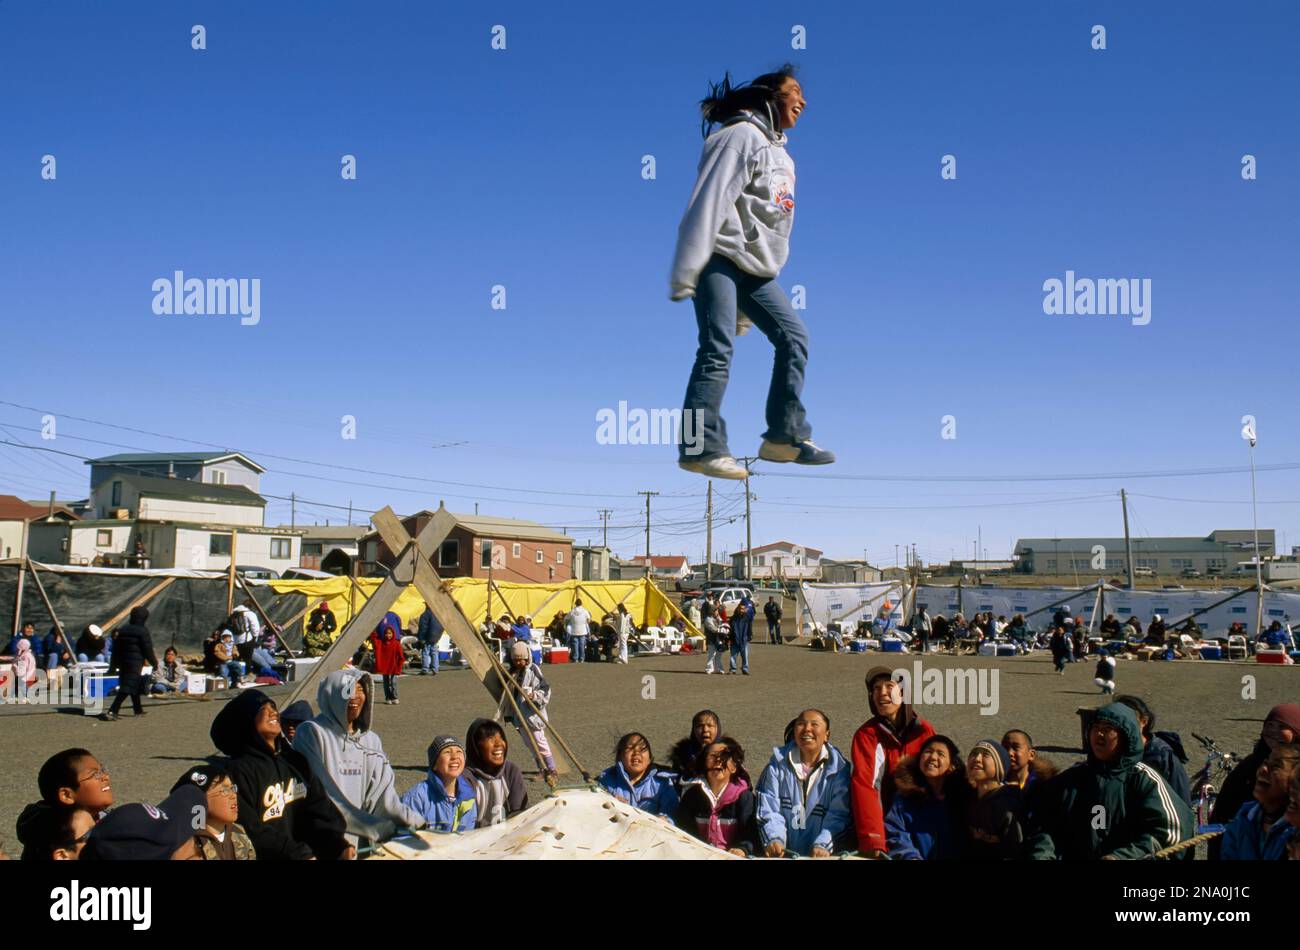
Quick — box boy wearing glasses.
[172,764,256,860]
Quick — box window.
[211,470,227,485]
[480,540,492,569]
[210,534,232,556]
[513,543,521,558]
[96,529,112,547]
[438,539,459,569]
[303,542,323,556]
[1136,558,1157,569]
[556,550,563,564]
[1044,559,1057,570]
[270,538,292,560]
[111,481,122,507]
[1170,558,1193,570]
[536,550,544,563]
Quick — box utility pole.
[347,499,352,527]
[638,491,659,561]
[705,482,713,584]
[1245,422,1264,636]
[597,508,613,549]
[1121,489,1135,590]
[291,492,296,530]
[735,458,756,582]
[895,544,900,569]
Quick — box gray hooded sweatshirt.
[669,104,796,300]
[292,668,425,845]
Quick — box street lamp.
[1243,420,1264,636]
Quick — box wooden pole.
[96,576,177,634]
[25,558,76,668]
[226,530,237,615]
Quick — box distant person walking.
[764,596,783,644]
[566,599,591,663]
[670,64,834,480]
[100,606,158,721]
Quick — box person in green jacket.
[1030,702,1194,860]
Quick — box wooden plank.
[96,576,177,633]
[25,558,76,668]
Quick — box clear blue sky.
[2,1,1298,566]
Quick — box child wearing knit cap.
[964,740,1030,859]
[401,735,478,834]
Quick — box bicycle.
[1188,733,1240,833]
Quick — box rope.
[1149,829,1222,859]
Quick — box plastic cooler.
[545,647,570,664]
[1198,644,1223,660]
[881,637,904,653]
[850,640,867,653]
[1257,650,1291,664]
[996,643,1018,656]
[83,675,119,700]
[977,642,997,656]
[531,648,543,665]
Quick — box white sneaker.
[679,454,748,480]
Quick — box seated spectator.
[669,709,721,783]
[510,615,532,644]
[674,736,758,856]
[292,669,426,846]
[885,735,967,860]
[598,733,679,816]
[964,740,1029,859]
[75,624,110,664]
[213,631,245,688]
[1099,613,1122,638]
[464,718,528,826]
[1220,743,1299,860]
[250,624,280,678]
[279,700,314,744]
[1209,703,1300,858]
[79,785,207,861]
[851,667,936,855]
[171,763,256,860]
[209,689,352,860]
[14,803,94,861]
[401,736,478,834]
[756,709,852,857]
[304,601,337,657]
[151,646,187,694]
[42,626,74,676]
[1112,695,1191,806]
[1,622,40,661]
[1029,702,1194,860]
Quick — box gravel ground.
[2,645,1295,854]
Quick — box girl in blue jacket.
[884,735,968,860]
[597,733,680,816]
[401,735,478,834]
[669,64,833,480]
[755,709,854,857]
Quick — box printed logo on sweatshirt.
[771,177,795,214]
[262,778,307,821]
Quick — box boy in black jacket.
[209,689,351,860]
[101,605,158,720]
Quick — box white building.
[733,541,823,581]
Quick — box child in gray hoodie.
[292,668,426,846]
[669,64,833,480]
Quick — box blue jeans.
[681,253,811,460]
[219,661,245,685]
[382,674,398,701]
[250,648,277,674]
[420,642,440,672]
[77,653,106,664]
[570,636,587,663]
[729,640,749,673]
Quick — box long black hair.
[698,63,799,139]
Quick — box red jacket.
[369,632,406,676]
[850,707,935,853]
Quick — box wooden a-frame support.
[284,507,586,778]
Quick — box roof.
[87,451,267,474]
[630,555,690,568]
[358,509,572,546]
[0,494,46,521]
[736,541,824,557]
[117,474,266,507]
[272,524,366,541]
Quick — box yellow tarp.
[268,576,697,641]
